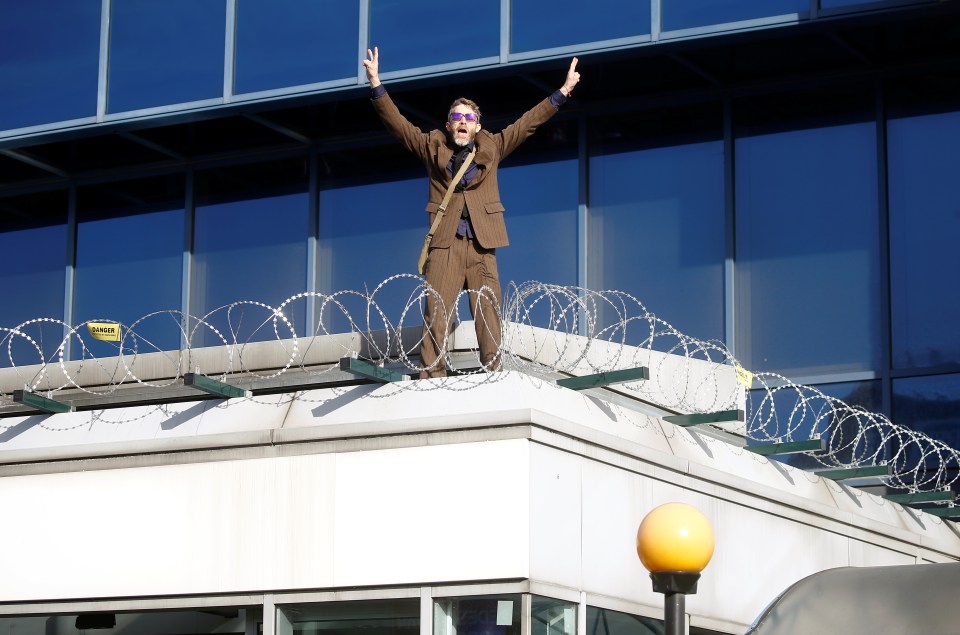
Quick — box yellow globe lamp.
[636,503,715,635]
[636,502,715,574]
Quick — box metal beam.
[556,367,649,391]
[183,373,250,399]
[747,438,825,456]
[0,149,70,177]
[920,506,960,519]
[244,113,312,145]
[814,465,890,481]
[13,390,72,414]
[663,409,744,427]
[118,131,186,161]
[884,491,955,505]
[339,357,408,383]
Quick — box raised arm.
[560,57,580,97]
[363,46,381,88]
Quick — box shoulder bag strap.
[417,146,476,274]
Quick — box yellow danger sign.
[87,322,121,342]
[735,363,753,388]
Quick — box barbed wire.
[0,276,956,493]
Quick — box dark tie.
[452,147,470,192]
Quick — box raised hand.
[363,46,381,87]
[561,57,580,96]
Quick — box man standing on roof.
[363,47,581,379]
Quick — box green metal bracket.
[183,373,250,399]
[13,389,72,414]
[339,357,407,383]
[919,506,960,519]
[556,367,649,391]
[884,491,955,505]
[814,465,890,481]
[663,409,744,427]
[747,438,826,456]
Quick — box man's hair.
[448,97,481,121]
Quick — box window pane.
[193,160,309,346]
[0,195,68,367]
[735,122,880,376]
[498,158,578,289]
[511,0,650,53]
[279,599,419,635]
[108,0,225,113]
[318,175,426,334]
[435,596,520,635]
[589,140,725,345]
[0,1,101,131]
[234,0,358,94]
[586,606,662,635]
[370,0,498,71]
[662,0,806,32]
[0,608,255,635]
[892,374,960,485]
[532,597,576,635]
[75,176,185,358]
[888,110,960,369]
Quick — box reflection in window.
[892,374,960,476]
[0,607,254,635]
[193,160,309,346]
[279,599,419,635]
[370,0,498,71]
[497,159,578,289]
[888,110,960,369]
[0,192,68,367]
[589,141,725,345]
[511,0,650,53]
[662,0,806,32]
[587,605,725,635]
[75,177,185,358]
[234,0,358,94]
[0,2,101,131]
[108,0,225,113]
[735,122,880,377]
[587,607,661,635]
[532,597,576,635]
[435,595,520,635]
[318,176,426,335]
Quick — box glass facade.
[735,122,880,377]
[435,595,521,635]
[0,2,101,130]
[888,110,960,369]
[108,0,226,113]
[0,607,256,635]
[234,0,358,94]
[511,0,651,52]
[662,0,807,32]
[369,0,500,70]
[278,599,419,635]
[1,0,958,447]
[74,176,185,358]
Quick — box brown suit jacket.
[371,91,560,249]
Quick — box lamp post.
[636,503,715,635]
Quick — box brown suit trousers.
[420,236,502,378]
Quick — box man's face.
[446,105,480,147]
